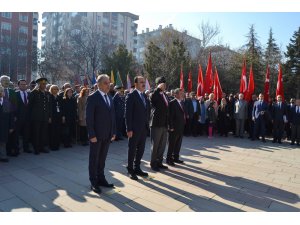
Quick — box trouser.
[128,127,147,170]
[0,142,8,159]
[191,113,199,136]
[248,119,255,139]
[32,121,48,153]
[63,122,76,146]
[273,120,284,141]
[150,127,168,167]
[116,117,125,139]
[6,130,19,155]
[167,131,183,160]
[219,119,229,136]
[254,117,266,139]
[184,118,192,136]
[235,119,245,137]
[49,120,61,150]
[198,123,206,136]
[79,126,88,144]
[291,124,300,143]
[89,138,110,186]
[16,120,31,152]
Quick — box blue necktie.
[140,93,146,107]
[104,94,110,107]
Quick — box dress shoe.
[126,166,139,180]
[0,158,9,162]
[134,168,148,177]
[166,159,175,166]
[151,166,160,172]
[41,149,49,153]
[91,185,102,194]
[158,164,168,169]
[98,180,114,188]
[24,149,32,153]
[272,139,277,143]
[174,159,184,164]
[34,151,40,155]
[290,142,295,145]
[262,138,266,143]
[278,140,282,144]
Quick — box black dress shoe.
[151,166,160,172]
[0,158,9,162]
[126,166,139,180]
[174,159,184,164]
[91,185,102,194]
[41,149,50,153]
[24,149,32,153]
[278,140,282,144]
[262,139,266,143]
[134,168,148,177]
[158,164,168,169]
[98,180,114,188]
[166,159,175,166]
[272,139,277,143]
[290,142,295,145]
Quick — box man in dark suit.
[290,99,300,146]
[286,98,296,140]
[190,92,201,137]
[86,74,116,194]
[149,76,169,171]
[184,92,193,136]
[28,78,52,154]
[167,88,186,166]
[252,93,269,142]
[247,94,257,139]
[125,76,150,180]
[15,79,32,153]
[271,95,288,144]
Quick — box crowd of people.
[0,74,300,193]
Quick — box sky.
[133,12,300,51]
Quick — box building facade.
[0,12,38,82]
[42,12,138,54]
[136,24,201,63]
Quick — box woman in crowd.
[62,88,77,148]
[218,97,230,137]
[49,85,63,150]
[77,87,89,146]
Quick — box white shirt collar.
[98,89,107,97]
[136,89,143,96]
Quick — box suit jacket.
[15,90,30,127]
[0,100,14,142]
[113,92,125,119]
[150,88,169,128]
[169,99,185,134]
[252,100,269,120]
[234,100,248,120]
[28,89,52,122]
[86,90,116,140]
[125,89,150,133]
[184,99,194,119]
[190,99,201,117]
[290,106,300,125]
[271,102,287,122]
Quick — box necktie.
[140,93,146,107]
[4,89,9,99]
[23,91,27,105]
[104,94,110,107]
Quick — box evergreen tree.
[285,27,300,98]
[264,28,282,97]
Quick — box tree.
[198,21,220,49]
[143,29,191,89]
[285,27,300,98]
[244,24,264,94]
[264,28,282,97]
[102,44,136,85]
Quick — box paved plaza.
[0,136,299,212]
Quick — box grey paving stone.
[0,197,36,212]
[0,185,15,201]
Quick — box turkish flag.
[196,64,204,97]
[203,52,213,94]
[240,59,247,95]
[276,64,284,101]
[245,64,255,101]
[180,64,184,90]
[187,70,192,93]
[213,67,223,103]
[264,65,270,103]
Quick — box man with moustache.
[86,74,116,194]
[149,76,169,171]
[125,76,150,180]
[167,88,186,166]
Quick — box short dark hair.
[17,79,26,85]
[134,76,140,84]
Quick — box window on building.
[19,13,29,22]
[97,16,101,21]
[18,49,27,57]
[18,38,27,46]
[19,26,28,34]
[103,17,109,25]
[0,47,11,55]
[1,22,11,31]
[33,29,38,37]
[1,12,12,19]
[1,34,11,43]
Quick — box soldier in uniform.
[28,78,52,154]
[113,85,126,141]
